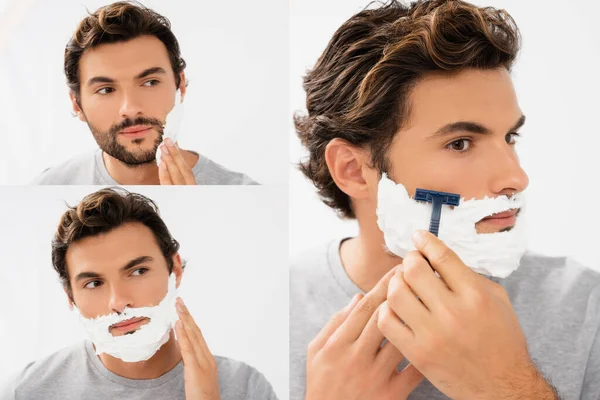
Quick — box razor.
[414,188,461,237]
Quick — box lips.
[481,209,519,221]
[110,317,147,330]
[120,125,153,135]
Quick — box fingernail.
[162,144,169,155]
[176,302,183,313]
[396,264,404,273]
[160,161,167,170]
[412,230,426,244]
[165,138,174,147]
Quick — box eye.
[506,132,521,145]
[446,138,471,152]
[84,280,103,289]
[96,87,114,95]
[131,267,149,276]
[143,79,160,87]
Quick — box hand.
[175,297,220,400]
[158,138,197,185]
[378,230,558,400]
[305,269,424,400]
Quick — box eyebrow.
[86,67,167,87]
[73,255,154,282]
[431,115,526,137]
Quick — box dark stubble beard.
[86,115,164,166]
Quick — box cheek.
[72,291,105,318]
[81,97,120,131]
[387,142,485,198]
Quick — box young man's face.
[71,35,185,165]
[365,67,528,234]
[65,222,180,337]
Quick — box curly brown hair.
[294,0,521,219]
[52,187,182,299]
[65,1,186,104]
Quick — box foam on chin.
[72,274,179,363]
[376,174,527,278]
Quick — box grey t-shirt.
[0,340,278,400]
[32,149,257,185]
[290,239,600,400]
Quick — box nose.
[107,283,133,314]
[489,142,529,197]
[119,90,144,120]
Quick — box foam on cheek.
[376,174,527,278]
[156,90,184,166]
[72,274,179,362]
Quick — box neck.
[339,210,403,293]
[97,330,181,380]
[102,150,199,185]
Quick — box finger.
[165,139,196,184]
[175,319,200,369]
[412,230,475,291]
[374,340,406,373]
[176,298,212,363]
[355,303,385,357]
[402,251,452,311]
[335,268,396,344]
[389,363,424,398]
[377,301,414,355]
[309,293,362,355]
[158,161,173,185]
[161,145,186,185]
[387,269,430,331]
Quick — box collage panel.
[290,1,600,399]
[0,185,288,399]
[0,0,287,186]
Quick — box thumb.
[389,363,424,399]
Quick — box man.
[0,188,276,399]
[291,1,600,399]
[34,1,255,185]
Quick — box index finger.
[333,267,396,344]
[165,139,196,185]
[158,161,173,185]
[411,230,476,291]
[176,298,212,363]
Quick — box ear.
[325,138,374,202]
[69,92,86,122]
[177,72,187,102]
[171,253,184,289]
[63,286,75,309]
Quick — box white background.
[290,0,600,272]
[0,186,288,399]
[0,0,288,185]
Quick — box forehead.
[404,68,521,132]
[66,222,163,277]
[78,35,173,82]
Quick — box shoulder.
[518,252,600,293]
[290,241,334,275]
[192,154,258,185]
[5,342,86,397]
[290,240,339,288]
[505,252,600,313]
[32,150,98,185]
[214,356,277,399]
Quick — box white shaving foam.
[156,90,184,166]
[376,174,527,278]
[72,274,179,362]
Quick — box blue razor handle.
[414,189,461,237]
